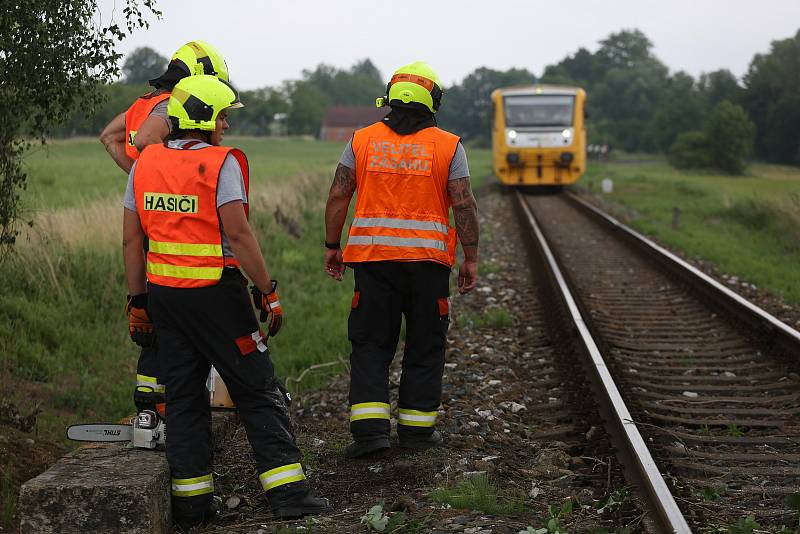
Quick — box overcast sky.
[100,0,799,90]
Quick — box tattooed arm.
[323,163,357,280]
[448,176,479,293]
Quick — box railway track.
[512,188,800,533]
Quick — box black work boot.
[344,437,390,458]
[398,430,443,450]
[268,481,332,519]
[174,496,221,532]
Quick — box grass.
[20,136,347,211]
[430,474,525,515]
[456,308,514,330]
[22,136,493,211]
[3,137,492,445]
[581,160,800,304]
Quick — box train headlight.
[562,129,572,139]
[508,130,517,140]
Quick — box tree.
[300,60,384,107]
[705,100,755,174]
[668,131,712,170]
[286,81,329,136]
[742,30,800,164]
[699,69,742,108]
[650,71,708,152]
[122,46,168,85]
[437,67,534,142]
[590,29,669,152]
[596,29,658,71]
[540,47,600,88]
[0,0,159,247]
[236,87,290,136]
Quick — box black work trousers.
[348,261,450,442]
[134,344,164,411]
[149,269,302,521]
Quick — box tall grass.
[582,162,800,303]
[1,170,352,440]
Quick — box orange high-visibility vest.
[342,122,460,267]
[133,143,250,288]
[124,91,171,160]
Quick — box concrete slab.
[19,411,236,534]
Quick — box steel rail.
[513,189,692,534]
[565,190,800,353]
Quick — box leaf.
[561,500,573,515]
[369,515,389,532]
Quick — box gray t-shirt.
[339,138,470,180]
[149,100,172,132]
[123,139,247,258]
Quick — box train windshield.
[504,95,574,128]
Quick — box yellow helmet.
[167,75,243,131]
[171,40,229,81]
[377,61,444,113]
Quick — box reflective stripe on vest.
[148,240,223,257]
[351,217,450,235]
[342,122,460,267]
[134,144,250,288]
[146,262,223,281]
[136,374,165,393]
[350,402,391,422]
[397,408,437,427]
[347,235,447,252]
[124,91,171,160]
[172,473,214,497]
[259,463,306,491]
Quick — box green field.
[581,160,800,303]
[3,137,492,444]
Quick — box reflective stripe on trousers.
[172,473,213,497]
[350,402,391,422]
[397,408,437,427]
[259,463,306,491]
[136,373,165,393]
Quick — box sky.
[100,0,800,90]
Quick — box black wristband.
[324,241,341,250]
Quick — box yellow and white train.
[491,85,586,187]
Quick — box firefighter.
[323,61,480,458]
[122,75,330,528]
[100,40,230,420]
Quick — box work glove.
[126,293,155,347]
[251,280,283,337]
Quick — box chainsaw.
[66,369,292,449]
[67,410,165,449]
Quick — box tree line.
[61,28,800,171]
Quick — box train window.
[503,95,574,128]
